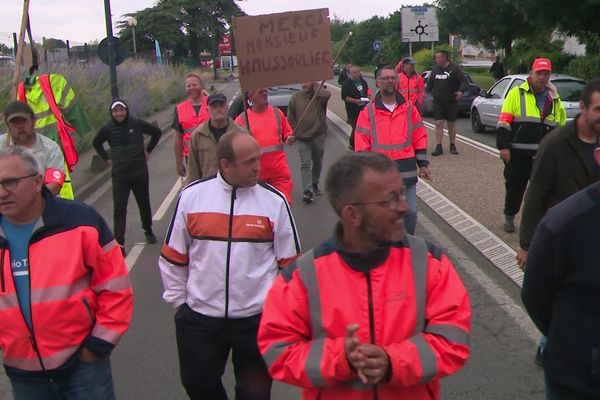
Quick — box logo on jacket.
[435,71,452,80]
[385,290,410,304]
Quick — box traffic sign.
[401,7,439,43]
[372,40,382,52]
[97,36,128,66]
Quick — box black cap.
[4,100,34,123]
[208,93,227,105]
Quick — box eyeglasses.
[377,76,398,81]
[349,191,407,210]
[0,173,37,191]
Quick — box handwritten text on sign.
[233,9,333,91]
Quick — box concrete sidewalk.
[326,84,524,286]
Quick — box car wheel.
[471,109,486,133]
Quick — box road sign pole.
[103,0,119,99]
[409,42,412,57]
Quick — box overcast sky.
[1,0,420,45]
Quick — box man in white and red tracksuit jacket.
[0,146,133,399]
[159,131,301,400]
[258,151,470,400]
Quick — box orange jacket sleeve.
[258,268,358,388]
[382,253,471,387]
[82,211,134,356]
[279,109,293,140]
[353,106,372,152]
[416,75,425,105]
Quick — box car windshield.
[553,79,585,102]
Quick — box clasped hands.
[344,324,391,385]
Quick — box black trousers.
[503,150,535,216]
[112,168,152,245]
[174,305,272,400]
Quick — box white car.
[470,74,585,133]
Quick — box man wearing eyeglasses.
[354,66,431,235]
[258,151,471,400]
[0,146,133,399]
[0,101,65,196]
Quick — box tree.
[515,0,600,52]
[117,0,244,63]
[0,43,10,55]
[345,16,387,66]
[436,0,530,56]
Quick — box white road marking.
[153,180,182,221]
[125,242,146,272]
[228,89,240,106]
[84,179,112,205]
[418,212,539,344]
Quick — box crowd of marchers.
[1,51,600,400]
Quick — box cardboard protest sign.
[232,8,333,91]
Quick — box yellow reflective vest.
[18,73,91,199]
[496,79,566,151]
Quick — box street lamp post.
[127,16,138,57]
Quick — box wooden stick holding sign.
[10,0,31,100]
[292,31,353,135]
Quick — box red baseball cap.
[531,58,552,72]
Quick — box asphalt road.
[0,79,545,399]
[329,75,497,149]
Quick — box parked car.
[470,74,585,133]
[420,70,481,117]
[267,84,301,115]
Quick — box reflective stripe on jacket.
[496,79,566,151]
[0,189,133,378]
[354,92,428,186]
[176,97,209,156]
[397,72,425,106]
[159,173,301,318]
[258,230,471,400]
[235,106,293,181]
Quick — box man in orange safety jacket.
[172,73,209,177]
[258,151,471,400]
[395,57,425,110]
[235,88,295,203]
[355,66,431,235]
[0,146,133,398]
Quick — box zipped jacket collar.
[332,222,393,273]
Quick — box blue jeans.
[404,183,418,235]
[10,357,116,400]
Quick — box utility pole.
[103,0,119,99]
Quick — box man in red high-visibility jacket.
[258,151,471,400]
[355,66,431,236]
[235,88,295,203]
[395,57,425,111]
[172,73,209,177]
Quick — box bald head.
[218,132,261,187]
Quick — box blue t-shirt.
[1,217,38,330]
[534,88,549,117]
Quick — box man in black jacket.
[93,99,162,253]
[518,80,600,367]
[341,66,370,150]
[522,149,600,399]
[425,50,468,156]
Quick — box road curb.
[325,103,522,288]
